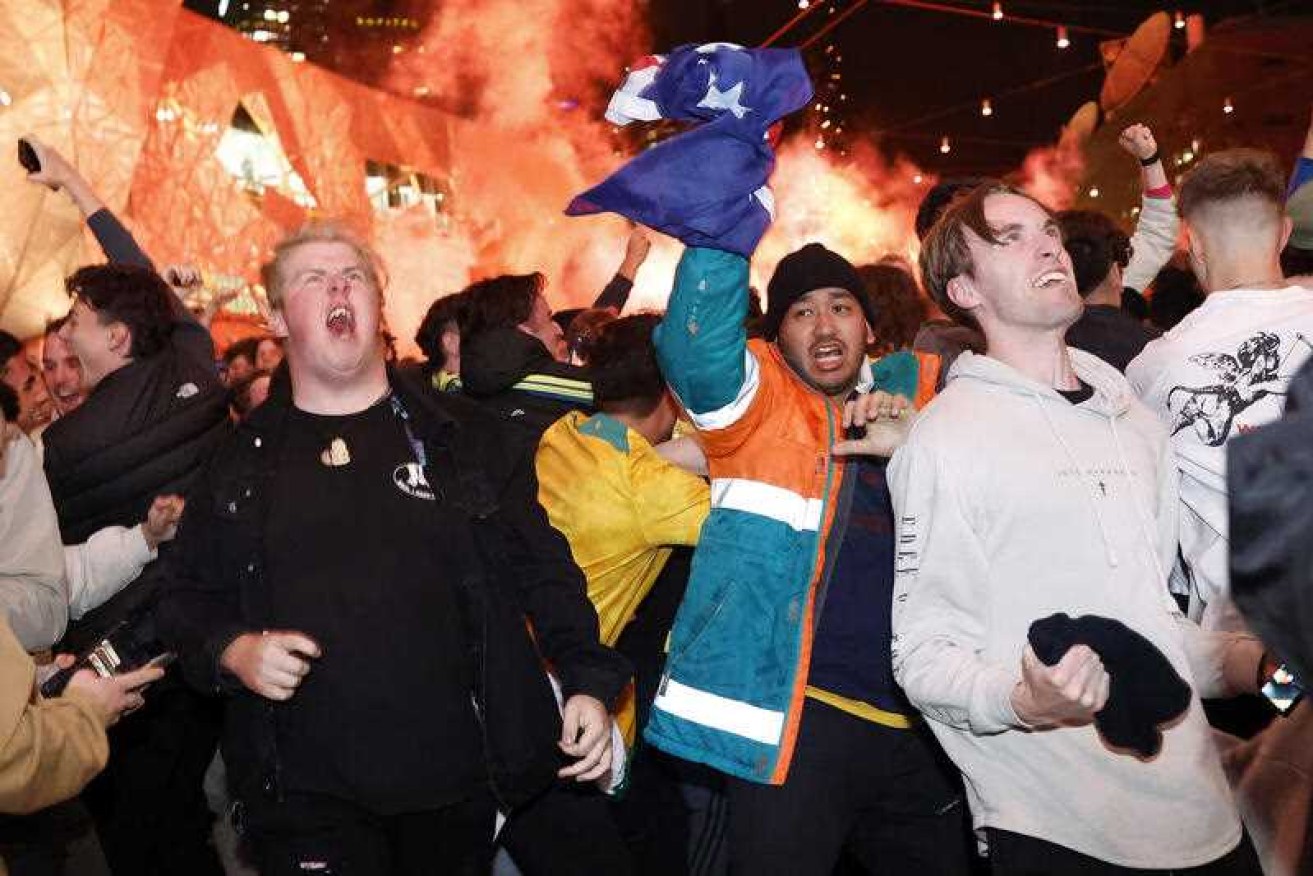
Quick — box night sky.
[646,0,1300,175]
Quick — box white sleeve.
[0,436,69,650]
[1150,431,1264,697]
[1125,337,1164,400]
[64,525,156,621]
[1174,618,1264,699]
[889,434,1023,735]
[1123,193,1179,294]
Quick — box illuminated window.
[365,159,452,227]
[215,102,317,209]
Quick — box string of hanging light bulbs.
[759,2,1211,159]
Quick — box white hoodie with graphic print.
[890,348,1254,869]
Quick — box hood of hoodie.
[939,346,1160,577]
[947,347,1134,419]
[460,326,561,397]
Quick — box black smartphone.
[40,622,173,698]
[17,138,40,174]
[1260,663,1306,717]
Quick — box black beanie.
[762,243,876,340]
[1028,613,1192,759]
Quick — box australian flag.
[566,43,814,258]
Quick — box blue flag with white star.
[565,43,814,258]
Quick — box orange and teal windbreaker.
[645,246,937,785]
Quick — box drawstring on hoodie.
[1032,392,1121,568]
[1108,417,1173,586]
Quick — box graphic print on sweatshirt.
[1167,331,1313,446]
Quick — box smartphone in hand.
[18,139,41,174]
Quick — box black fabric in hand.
[1028,613,1192,758]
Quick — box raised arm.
[1289,104,1313,198]
[22,136,155,271]
[592,228,652,312]
[654,247,753,418]
[1117,124,1179,293]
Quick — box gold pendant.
[320,437,351,467]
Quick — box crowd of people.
[2,69,1313,876]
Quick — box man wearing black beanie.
[646,239,963,875]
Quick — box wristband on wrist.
[1257,651,1278,691]
[1139,151,1161,167]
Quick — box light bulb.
[1056,26,1070,49]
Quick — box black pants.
[726,697,972,876]
[80,683,224,876]
[987,829,1264,876]
[498,783,634,876]
[244,791,495,876]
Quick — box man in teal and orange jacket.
[647,240,971,875]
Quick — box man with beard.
[159,222,629,875]
[644,241,964,875]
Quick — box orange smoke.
[375,0,649,345]
[756,138,927,282]
[380,4,1088,326]
[1016,120,1088,211]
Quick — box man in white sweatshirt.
[1128,149,1313,632]
[887,181,1265,874]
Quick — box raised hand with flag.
[566,43,813,258]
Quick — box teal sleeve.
[869,351,921,401]
[654,247,751,415]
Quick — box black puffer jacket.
[460,327,595,438]
[156,366,630,810]
[42,309,228,649]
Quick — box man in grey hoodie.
[884,181,1267,874]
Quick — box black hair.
[414,291,468,367]
[552,307,584,337]
[589,314,665,414]
[0,330,21,368]
[65,263,174,359]
[44,315,69,338]
[1148,266,1205,332]
[1058,210,1132,297]
[0,381,17,422]
[229,369,272,420]
[1282,245,1313,278]
[460,273,545,338]
[223,336,261,367]
[915,177,990,241]
[565,308,618,366]
[856,263,927,354]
